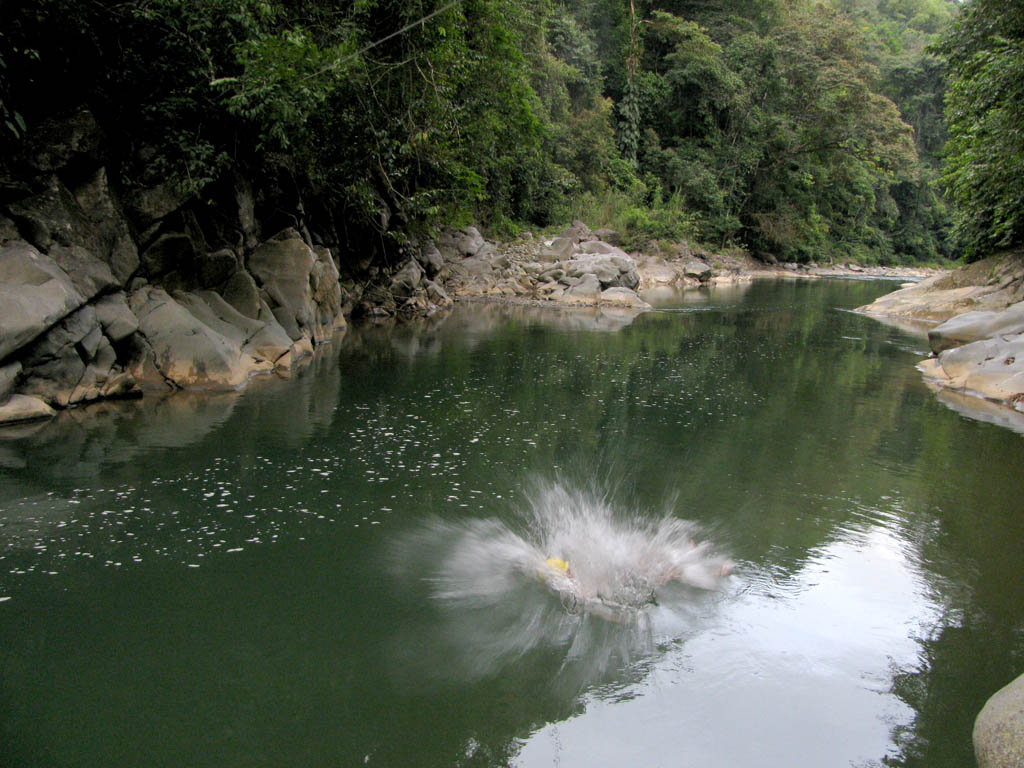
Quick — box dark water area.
[1,279,1022,767]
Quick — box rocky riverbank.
[0,109,946,428]
[857,251,1024,421]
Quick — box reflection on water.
[1,280,1023,768]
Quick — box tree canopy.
[0,0,1010,265]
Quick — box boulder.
[565,252,640,290]
[197,248,238,288]
[929,301,1024,354]
[0,242,85,362]
[5,176,90,253]
[221,270,261,320]
[560,273,602,303]
[417,242,444,278]
[559,220,592,244]
[0,394,55,426]
[19,304,108,406]
[23,110,105,175]
[457,227,485,257]
[638,260,680,285]
[70,167,139,283]
[49,244,119,298]
[0,361,21,403]
[922,335,1024,406]
[599,287,653,309]
[975,673,1024,768]
[683,259,712,281]
[248,228,317,335]
[390,259,424,299]
[129,286,266,390]
[545,237,577,261]
[140,232,196,279]
[579,240,619,255]
[94,292,139,342]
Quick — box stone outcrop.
[975,673,1024,768]
[858,252,1024,418]
[437,222,651,310]
[0,110,350,425]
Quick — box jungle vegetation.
[0,0,1018,264]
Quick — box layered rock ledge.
[857,252,1024,419]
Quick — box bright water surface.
[1,279,1023,768]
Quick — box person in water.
[537,550,734,614]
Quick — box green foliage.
[937,0,1024,258]
[0,0,961,265]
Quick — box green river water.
[1,279,1022,767]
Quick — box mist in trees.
[0,0,1015,265]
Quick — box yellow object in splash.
[539,557,570,581]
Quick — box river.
[1,278,1022,767]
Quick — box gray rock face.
[458,227,485,257]
[0,243,85,362]
[221,270,261,320]
[390,259,424,299]
[248,229,328,340]
[141,232,195,279]
[975,673,1024,768]
[417,242,444,278]
[929,301,1024,354]
[682,259,712,281]
[0,361,21,403]
[0,394,55,426]
[94,292,139,342]
[599,287,652,308]
[129,286,271,391]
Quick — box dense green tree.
[937,0,1024,258]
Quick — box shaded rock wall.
[0,111,348,425]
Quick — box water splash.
[389,478,734,686]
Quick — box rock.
[197,248,238,288]
[0,242,85,362]
[458,227,485,257]
[124,179,192,231]
[356,283,397,318]
[638,260,679,285]
[17,303,132,407]
[561,273,602,303]
[129,286,267,390]
[975,673,1024,768]
[70,167,139,284]
[140,232,196,279]
[5,176,87,253]
[221,270,261,320]
[929,301,1024,354]
[49,244,118,298]
[0,361,21,404]
[424,279,452,308]
[0,394,55,426]
[24,110,105,176]
[599,287,652,308]
[559,220,592,244]
[682,259,712,281]
[546,237,577,261]
[565,252,640,290]
[922,335,1024,406]
[248,228,317,335]
[579,240,618,255]
[390,259,424,299]
[417,242,444,277]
